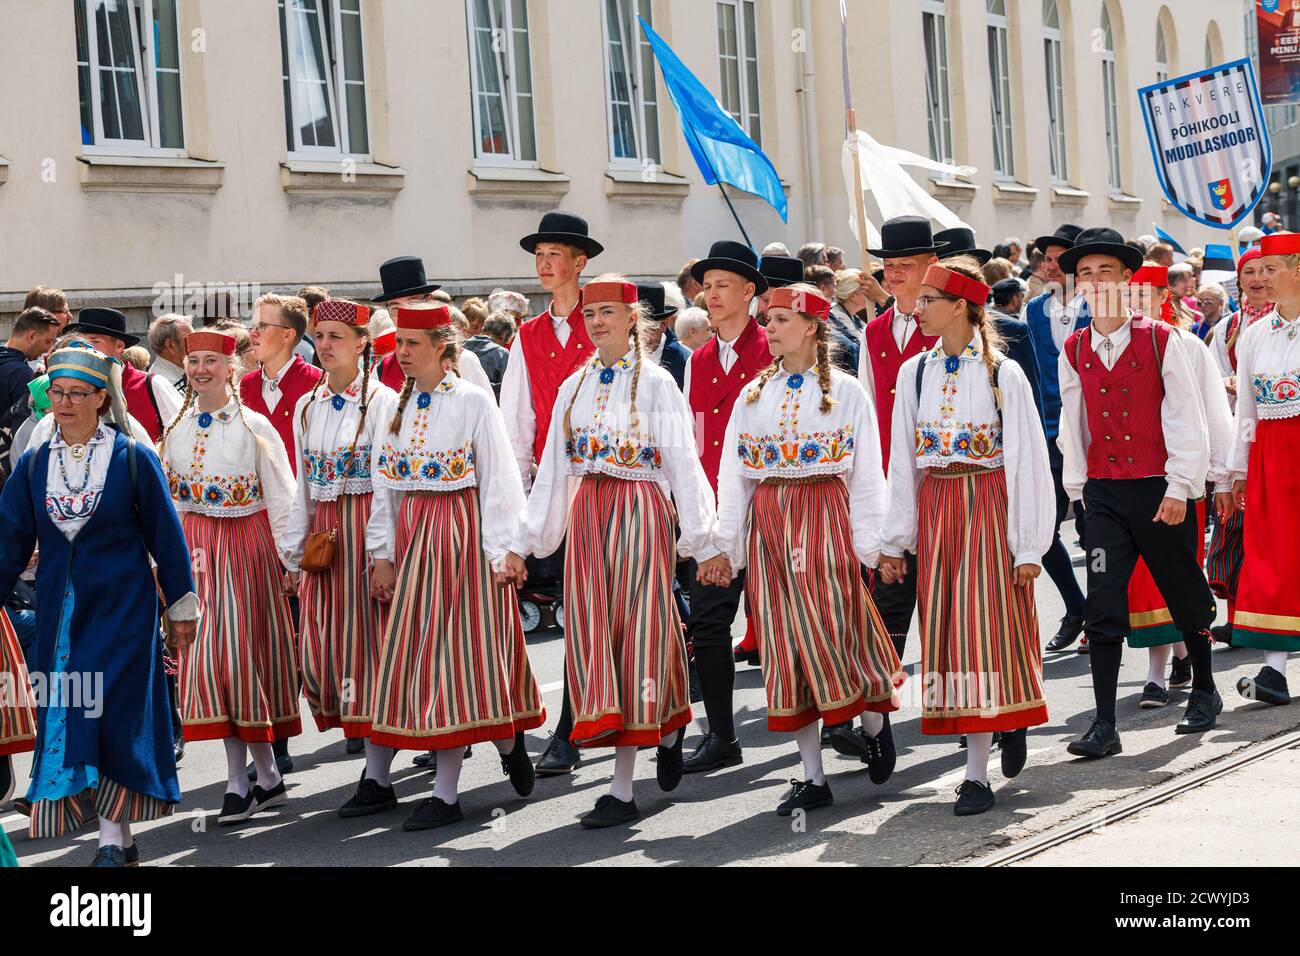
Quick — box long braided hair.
[938,255,1006,394]
[388,324,462,434]
[561,273,649,443]
[301,319,373,477]
[744,282,837,413]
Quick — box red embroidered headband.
[313,300,371,327]
[1260,232,1300,257]
[395,305,452,330]
[1130,265,1169,287]
[581,281,638,306]
[922,264,990,306]
[768,287,831,321]
[184,330,236,355]
[1237,247,1262,272]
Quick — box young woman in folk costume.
[1206,248,1274,647]
[281,300,401,815]
[1225,232,1300,705]
[1125,266,1234,708]
[705,284,903,817]
[881,258,1054,816]
[158,330,299,826]
[501,276,716,829]
[358,304,542,831]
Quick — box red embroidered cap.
[184,330,236,355]
[313,300,371,327]
[768,286,832,321]
[581,281,638,306]
[395,305,453,329]
[1130,265,1169,286]
[1237,247,1263,272]
[1260,232,1300,257]
[922,264,991,306]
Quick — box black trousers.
[1081,477,1216,645]
[870,552,917,659]
[687,564,746,741]
[1043,445,1087,619]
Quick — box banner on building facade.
[1138,58,1271,230]
[1256,0,1300,107]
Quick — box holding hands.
[877,554,907,585]
[696,555,733,587]
[495,551,529,589]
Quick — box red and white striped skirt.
[179,510,302,743]
[370,489,544,751]
[0,610,36,757]
[564,475,691,748]
[916,468,1049,735]
[1206,508,1245,604]
[746,476,903,732]
[299,493,389,737]
[28,777,173,840]
[1236,415,1300,652]
[1126,498,1207,648]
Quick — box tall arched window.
[1155,21,1168,84]
[1100,5,1121,191]
[986,0,1014,178]
[922,0,953,164]
[1043,0,1067,182]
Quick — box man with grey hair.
[797,241,827,269]
[147,313,192,388]
[674,306,712,351]
[1004,236,1026,269]
[760,241,790,257]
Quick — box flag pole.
[839,2,872,274]
[684,117,754,247]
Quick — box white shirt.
[884,339,1054,568]
[259,359,298,413]
[1047,292,1087,352]
[854,303,918,411]
[282,368,400,570]
[143,372,184,430]
[512,350,716,561]
[1176,327,1234,493]
[149,355,186,387]
[1229,309,1300,478]
[891,306,920,351]
[648,335,667,367]
[1057,316,1210,502]
[714,365,885,569]
[717,335,739,374]
[371,373,523,566]
[30,409,153,450]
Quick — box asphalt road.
[7,549,1299,867]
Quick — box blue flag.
[639,16,786,222]
[1154,224,1186,255]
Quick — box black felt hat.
[1057,227,1144,275]
[690,240,768,294]
[1033,223,1084,255]
[935,227,993,265]
[371,256,441,303]
[636,283,677,321]
[64,307,139,347]
[519,210,604,258]
[866,215,951,258]
[759,255,805,288]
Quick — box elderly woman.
[0,342,197,867]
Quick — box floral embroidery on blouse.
[733,367,856,477]
[375,444,477,489]
[45,491,101,523]
[303,444,374,489]
[165,467,264,510]
[913,344,1004,467]
[1253,369,1300,406]
[566,429,663,471]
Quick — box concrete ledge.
[929,177,979,203]
[78,154,224,193]
[604,166,690,201]
[1107,192,1143,213]
[280,160,405,197]
[0,156,8,186]
[992,181,1039,205]
[467,164,570,201]
[1051,184,1090,207]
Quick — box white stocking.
[795,723,825,786]
[223,737,249,797]
[1147,644,1172,688]
[248,742,280,790]
[1266,651,1289,674]
[964,732,993,785]
[364,740,395,787]
[609,746,637,802]
[860,711,884,737]
[431,747,463,804]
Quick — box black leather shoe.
[1139,682,1169,709]
[412,750,437,771]
[580,794,640,829]
[535,734,581,776]
[217,789,257,826]
[656,728,685,792]
[732,645,761,667]
[1210,623,1233,647]
[338,778,398,818]
[954,779,995,816]
[252,779,288,812]
[1237,666,1291,706]
[500,732,536,797]
[1175,689,1223,734]
[173,734,185,765]
[91,845,127,867]
[124,841,140,867]
[999,728,1027,779]
[345,737,365,755]
[402,796,463,831]
[864,714,897,785]
[1046,615,1085,651]
[1168,654,1192,689]
[776,779,833,816]
[827,722,868,759]
[1067,718,1122,758]
[681,732,743,774]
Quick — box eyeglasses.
[915,294,958,311]
[47,386,97,405]
[250,321,293,334]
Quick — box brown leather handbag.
[300,527,338,573]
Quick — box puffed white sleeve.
[1056,346,1089,502]
[656,375,717,561]
[1157,331,1210,501]
[470,388,527,567]
[459,348,493,395]
[253,414,297,567]
[1208,323,1233,380]
[498,335,536,492]
[857,326,877,412]
[364,386,401,562]
[881,356,922,558]
[998,360,1055,567]
[280,394,313,572]
[510,374,575,559]
[150,374,184,426]
[844,381,887,568]
[1228,327,1259,480]
[713,390,756,569]
[1184,332,1235,493]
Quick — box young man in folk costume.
[1056,228,1219,760]
[854,217,948,660]
[498,210,603,776]
[241,294,324,478]
[679,241,771,774]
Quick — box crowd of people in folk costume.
[0,206,1295,867]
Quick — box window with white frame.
[922,0,953,165]
[278,0,369,159]
[1100,5,1121,191]
[75,0,184,153]
[466,0,537,164]
[986,0,1014,178]
[1042,0,1067,183]
[1155,21,1169,84]
[716,0,761,146]
[602,0,659,165]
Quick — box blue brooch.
[331,395,346,412]
[599,367,616,385]
[786,373,804,390]
[416,392,432,409]
[944,355,960,374]
[197,412,213,429]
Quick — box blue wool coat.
[0,431,194,803]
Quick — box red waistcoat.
[688,319,771,495]
[517,302,593,464]
[863,305,936,467]
[239,355,324,475]
[378,353,405,392]
[120,363,166,441]
[1063,318,1169,481]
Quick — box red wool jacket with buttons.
[862,305,936,468]
[688,318,771,496]
[239,355,324,476]
[517,304,594,465]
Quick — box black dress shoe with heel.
[501,732,536,797]
[535,734,580,776]
[1046,615,1085,651]
[1067,718,1122,758]
[681,732,743,774]
[656,728,685,792]
[776,779,833,816]
[1175,689,1223,734]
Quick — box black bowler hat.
[935,227,992,265]
[519,210,604,258]
[1058,227,1144,275]
[636,283,677,321]
[64,307,140,347]
[1033,223,1084,255]
[866,215,950,258]
[371,256,441,303]
[759,255,804,288]
[690,240,768,294]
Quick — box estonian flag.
[1154,224,1187,256]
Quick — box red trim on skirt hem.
[570,707,693,749]
[182,716,303,743]
[370,711,545,752]
[921,704,1049,735]
[312,714,375,738]
[0,738,35,756]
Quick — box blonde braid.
[350,340,372,450]
[562,363,593,445]
[389,377,415,434]
[158,384,197,454]
[744,359,781,404]
[814,322,837,414]
[628,319,644,433]
[229,376,270,455]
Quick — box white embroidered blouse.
[714,365,885,569]
[511,350,716,560]
[884,337,1054,568]
[1229,309,1300,478]
[370,374,523,565]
